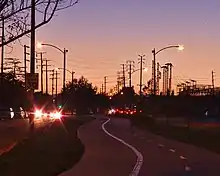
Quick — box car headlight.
[35,110,42,118]
[50,113,54,118]
[54,112,61,119]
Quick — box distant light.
[144,68,148,72]
[121,92,123,95]
[178,45,184,51]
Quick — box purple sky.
[8,0,220,93]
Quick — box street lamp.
[152,45,184,95]
[58,67,75,85]
[131,67,148,74]
[37,42,68,92]
[129,67,148,89]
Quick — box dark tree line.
[62,76,98,115]
[0,72,30,108]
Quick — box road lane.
[102,118,143,176]
[0,119,29,155]
[132,126,220,176]
[0,117,53,155]
[106,116,220,176]
[105,117,186,176]
[59,117,137,176]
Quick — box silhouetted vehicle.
[0,106,28,120]
[0,107,12,120]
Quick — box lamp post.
[152,45,184,95]
[37,43,68,92]
[130,67,148,88]
[58,68,75,85]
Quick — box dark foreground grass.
[0,116,94,176]
[131,115,220,154]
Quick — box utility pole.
[43,59,51,95]
[1,16,4,74]
[165,63,173,95]
[55,69,58,105]
[117,71,121,93]
[156,62,161,95]
[121,64,126,88]
[71,71,75,85]
[104,76,107,94]
[101,83,104,94]
[126,60,135,87]
[29,0,36,131]
[63,48,68,92]
[36,52,44,93]
[152,49,156,95]
[30,0,35,76]
[138,55,145,95]
[51,69,55,98]
[24,45,30,90]
[212,70,215,95]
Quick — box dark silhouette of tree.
[0,0,79,47]
[0,72,30,109]
[111,87,137,108]
[62,76,97,115]
[34,92,53,109]
[95,93,110,113]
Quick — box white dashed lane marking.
[180,155,187,160]
[169,148,176,153]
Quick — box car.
[34,107,62,120]
[0,106,28,120]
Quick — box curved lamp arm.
[58,67,72,74]
[41,43,64,53]
[154,45,180,55]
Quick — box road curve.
[60,115,220,176]
[102,118,143,176]
[59,117,137,176]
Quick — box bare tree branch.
[0,0,79,47]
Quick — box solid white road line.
[102,118,144,176]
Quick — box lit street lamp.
[152,45,184,95]
[37,42,68,92]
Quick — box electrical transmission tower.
[104,76,107,94]
[126,60,135,87]
[212,70,215,95]
[121,64,126,88]
[138,55,145,95]
[4,57,21,77]
[165,63,173,95]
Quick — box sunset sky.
[6,0,220,93]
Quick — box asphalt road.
[60,115,220,176]
[0,117,52,155]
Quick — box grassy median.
[131,115,220,154]
[0,115,94,176]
